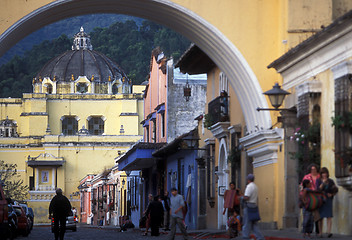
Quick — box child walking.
[227,210,241,238]
[300,179,314,238]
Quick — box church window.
[0,117,18,137]
[77,82,88,93]
[88,116,104,135]
[45,83,53,94]
[62,116,78,135]
[112,84,119,94]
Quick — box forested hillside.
[0,14,143,66]
[0,19,190,97]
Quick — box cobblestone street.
[15,225,231,240]
[14,224,352,240]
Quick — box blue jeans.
[302,208,313,234]
[242,207,265,240]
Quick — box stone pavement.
[81,223,352,240]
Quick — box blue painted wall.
[166,149,198,230]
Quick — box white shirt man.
[244,181,258,205]
[242,174,264,240]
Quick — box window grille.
[88,117,104,135]
[62,116,78,135]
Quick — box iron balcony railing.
[207,95,229,126]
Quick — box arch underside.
[0,0,271,132]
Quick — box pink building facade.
[142,47,167,144]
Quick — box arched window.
[61,116,78,135]
[45,83,53,94]
[88,116,104,135]
[112,84,119,94]
[219,72,229,94]
[0,117,18,137]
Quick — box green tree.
[0,19,190,96]
[0,160,29,201]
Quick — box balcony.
[29,185,56,201]
[206,95,230,139]
[207,96,229,125]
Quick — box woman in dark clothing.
[318,167,338,238]
[145,196,164,236]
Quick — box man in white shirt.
[242,174,265,240]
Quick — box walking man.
[241,174,265,240]
[49,188,72,240]
[168,188,188,240]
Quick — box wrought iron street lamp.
[184,82,191,101]
[257,83,291,111]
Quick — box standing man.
[72,207,77,217]
[241,174,265,240]
[49,188,72,240]
[88,211,94,225]
[163,191,171,231]
[168,188,188,240]
[145,195,164,236]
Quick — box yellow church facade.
[0,28,144,223]
[1,0,352,235]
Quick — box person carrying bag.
[241,174,264,240]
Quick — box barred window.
[88,116,104,135]
[334,74,352,178]
[206,143,216,202]
[62,116,78,135]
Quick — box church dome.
[35,27,128,83]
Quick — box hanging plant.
[331,114,345,130]
[289,122,321,176]
[334,147,352,168]
[204,114,213,129]
[289,127,306,146]
[228,146,241,168]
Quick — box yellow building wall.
[0,91,144,223]
[308,69,351,234]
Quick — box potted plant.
[204,114,213,129]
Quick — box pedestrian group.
[48,166,338,240]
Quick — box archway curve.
[0,0,271,132]
[217,137,229,229]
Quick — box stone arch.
[0,0,271,133]
[217,137,229,229]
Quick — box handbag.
[305,191,326,211]
[247,203,261,222]
[234,193,241,206]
